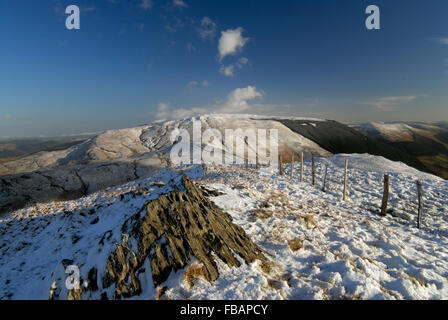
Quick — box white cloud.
[187,80,198,89]
[199,17,217,41]
[218,28,249,60]
[155,102,171,120]
[219,65,235,77]
[221,86,263,113]
[155,102,207,121]
[139,0,153,11]
[363,96,417,110]
[219,57,249,77]
[187,80,209,90]
[81,6,96,12]
[173,0,188,8]
[154,86,264,120]
[238,57,248,66]
[164,17,184,32]
[434,37,448,45]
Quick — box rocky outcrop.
[49,175,264,300]
[103,175,264,299]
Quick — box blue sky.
[0,0,447,137]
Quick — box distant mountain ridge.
[1,115,446,215]
[353,121,448,179]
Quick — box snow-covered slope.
[0,154,446,300]
[0,115,332,214]
[0,115,330,176]
[355,121,448,143]
[0,126,152,175]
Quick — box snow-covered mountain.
[0,115,331,214]
[0,154,446,300]
[0,115,329,176]
[353,121,448,179]
[1,114,447,300]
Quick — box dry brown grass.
[408,275,426,287]
[252,209,271,219]
[287,238,303,252]
[155,286,168,300]
[301,215,321,231]
[317,285,329,300]
[266,278,282,290]
[185,262,208,289]
[260,260,282,275]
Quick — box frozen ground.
[0,154,447,300]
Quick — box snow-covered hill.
[353,121,448,179]
[0,115,329,176]
[354,122,447,143]
[0,115,331,214]
[1,154,446,300]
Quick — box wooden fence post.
[322,164,328,192]
[300,152,304,182]
[312,156,316,186]
[417,181,423,229]
[245,155,248,169]
[290,154,294,179]
[343,159,348,201]
[380,174,389,216]
[255,153,258,170]
[279,155,283,176]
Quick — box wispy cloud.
[139,0,153,11]
[219,65,235,77]
[1,114,36,121]
[53,2,96,16]
[172,0,188,9]
[81,6,96,13]
[219,57,249,77]
[363,96,417,111]
[186,80,209,90]
[163,15,185,32]
[198,17,217,41]
[187,81,198,89]
[433,37,448,45]
[186,42,196,53]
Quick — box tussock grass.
[252,209,271,219]
[260,260,282,275]
[287,238,303,252]
[266,278,282,290]
[155,286,168,300]
[301,214,321,232]
[185,262,208,289]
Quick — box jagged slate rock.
[104,175,264,299]
[200,186,225,197]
